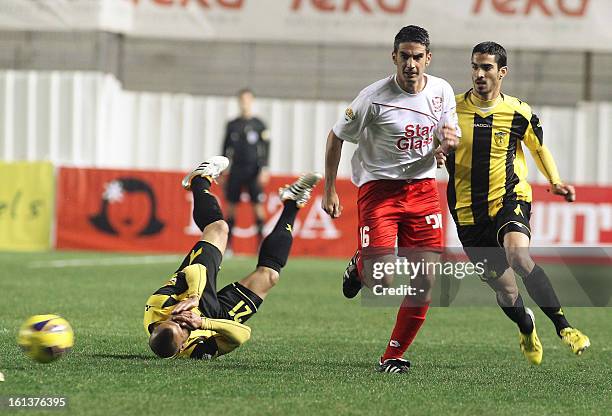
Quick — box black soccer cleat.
[377,357,411,374]
[342,251,362,299]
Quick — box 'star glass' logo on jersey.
[396,123,435,151]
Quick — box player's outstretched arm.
[172,312,252,356]
[202,318,252,356]
[523,112,575,202]
[322,130,344,218]
[528,144,575,202]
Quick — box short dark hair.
[472,42,507,68]
[149,325,180,358]
[394,25,430,52]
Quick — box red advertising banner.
[55,167,359,256]
[56,167,612,256]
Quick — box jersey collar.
[467,89,503,114]
[393,74,429,96]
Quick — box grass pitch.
[0,251,610,415]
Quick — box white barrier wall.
[1,70,611,185]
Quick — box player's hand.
[171,296,199,315]
[440,124,458,153]
[171,311,202,331]
[322,189,343,218]
[551,183,576,202]
[434,146,447,168]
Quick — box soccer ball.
[17,314,74,363]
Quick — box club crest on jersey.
[431,97,443,113]
[344,107,356,122]
[494,131,507,145]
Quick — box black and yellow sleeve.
[201,317,252,356]
[182,264,208,300]
[522,112,562,185]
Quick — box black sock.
[522,264,571,336]
[498,294,534,334]
[226,216,235,249]
[257,200,299,272]
[191,176,223,232]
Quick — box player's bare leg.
[239,267,279,301]
[503,231,590,355]
[238,172,322,299]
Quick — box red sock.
[381,303,429,361]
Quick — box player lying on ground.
[437,42,589,364]
[144,156,321,358]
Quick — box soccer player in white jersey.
[322,25,460,374]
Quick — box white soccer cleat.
[279,172,323,208]
[182,156,229,190]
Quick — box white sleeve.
[436,83,461,142]
[332,91,373,144]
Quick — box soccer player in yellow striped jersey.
[438,42,590,364]
[144,155,322,359]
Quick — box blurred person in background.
[437,41,589,365]
[222,88,270,255]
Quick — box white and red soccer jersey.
[333,74,460,187]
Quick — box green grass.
[0,251,610,415]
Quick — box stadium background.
[0,0,612,416]
[0,0,612,257]
[1,0,611,255]
[0,2,611,415]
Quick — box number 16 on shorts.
[360,226,370,248]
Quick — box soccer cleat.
[279,172,323,208]
[560,327,590,356]
[182,156,230,190]
[519,308,543,365]
[342,251,362,299]
[377,357,411,374]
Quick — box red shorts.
[357,178,443,250]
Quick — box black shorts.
[225,168,264,204]
[176,241,262,322]
[456,200,531,279]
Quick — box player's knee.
[203,219,229,239]
[505,248,533,278]
[256,266,280,288]
[418,283,435,304]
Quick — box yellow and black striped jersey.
[447,90,561,225]
[143,263,251,359]
[143,264,208,332]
